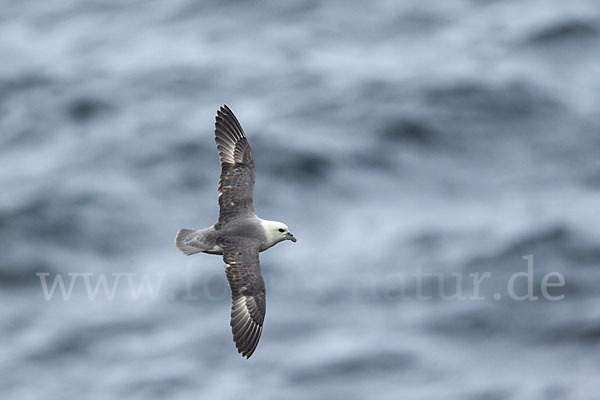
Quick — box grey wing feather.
[218,236,265,359]
[215,105,255,228]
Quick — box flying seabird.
[175,105,296,358]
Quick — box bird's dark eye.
[278,228,285,233]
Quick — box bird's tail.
[174,229,203,256]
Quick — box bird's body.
[175,219,289,255]
[174,105,295,358]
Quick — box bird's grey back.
[215,216,266,243]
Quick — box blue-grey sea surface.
[1,1,600,399]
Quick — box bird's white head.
[260,220,296,249]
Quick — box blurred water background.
[1,0,600,399]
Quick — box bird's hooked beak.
[286,232,297,243]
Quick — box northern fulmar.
[175,105,296,358]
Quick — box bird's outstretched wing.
[218,236,266,359]
[214,105,255,228]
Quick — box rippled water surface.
[1,1,600,399]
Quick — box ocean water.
[1,1,600,399]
